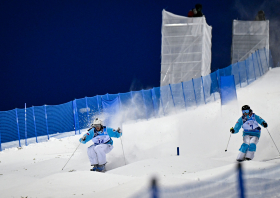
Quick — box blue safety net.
[220,75,237,105]
[0,48,272,150]
[102,97,121,129]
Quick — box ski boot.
[95,164,106,172]
[90,164,98,171]
[245,158,251,161]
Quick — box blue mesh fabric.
[220,75,237,105]
[258,49,269,74]
[47,102,74,135]
[238,60,248,87]
[102,97,121,128]
[252,52,262,79]
[160,85,174,114]
[141,90,155,119]
[246,55,256,84]
[33,106,49,143]
[0,48,272,149]
[170,83,185,110]
[152,87,162,117]
[182,80,196,109]
[192,77,204,105]
[0,110,18,144]
[202,75,214,104]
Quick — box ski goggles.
[242,110,250,114]
[93,124,101,128]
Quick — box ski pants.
[237,135,259,161]
[87,144,113,165]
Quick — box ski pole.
[266,128,280,155]
[225,134,231,152]
[62,142,82,170]
[120,136,127,165]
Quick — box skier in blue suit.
[79,118,122,172]
[230,105,268,162]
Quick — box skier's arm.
[107,127,122,138]
[233,117,243,134]
[255,114,268,128]
[79,129,94,144]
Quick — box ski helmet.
[241,105,252,115]
[241,105,250,111]
[93,118,103,126]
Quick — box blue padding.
[220,75,237,105]
[249,143,257,152]
[239,143,249,153]
[102,97,121,129]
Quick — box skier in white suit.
[230,105,267,162]
[79,118,122,172]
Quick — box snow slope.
[1,68,280,198]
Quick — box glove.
[79,135,87,143]
[230,127,235,134]
[117,127,122,133]
[262,122,268,128]
[113,127,122,133]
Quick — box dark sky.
[0,0,279,111]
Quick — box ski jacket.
[233,113,267,138]
[80,126,122,145]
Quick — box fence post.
[160,90,166,116]
[264,47,269,70]
[251,55,256,80]
[237,62,242,88]
[151,178,158,198]
[192,78,198,106]
[245,59,249,85]
[213,71,218,101]
[258,50,264,75]
[73,101,77,135]
[237,163,245,198]
[96,95,101,116]
[254,52,262,77]
[201,76,206,104]
[25,103,27,146]
[151,89,157,118]
[118,93,122,112]
[15,108,21,147]
[141,90,148,120]
[74,100,80,134]
[44,105,49,140]
[181,82,187,109]
[85,97,90,127]
[169,84,176,109]
[32,106,38,143]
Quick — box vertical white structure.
[160,10,212,87]
[231,20,269,64]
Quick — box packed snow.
[1,68,280,198]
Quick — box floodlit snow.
[1,68,280,198]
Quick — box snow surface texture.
[1,68,280,198]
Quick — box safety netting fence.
[0,47,273,151]
[131,163,280,198]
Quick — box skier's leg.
[237,135,250,161]
[245,136,259,160]
[87,144,98,165]
[94,144,113,165]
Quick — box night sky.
[1,0,279,111]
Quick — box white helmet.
[93,118,103,126]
